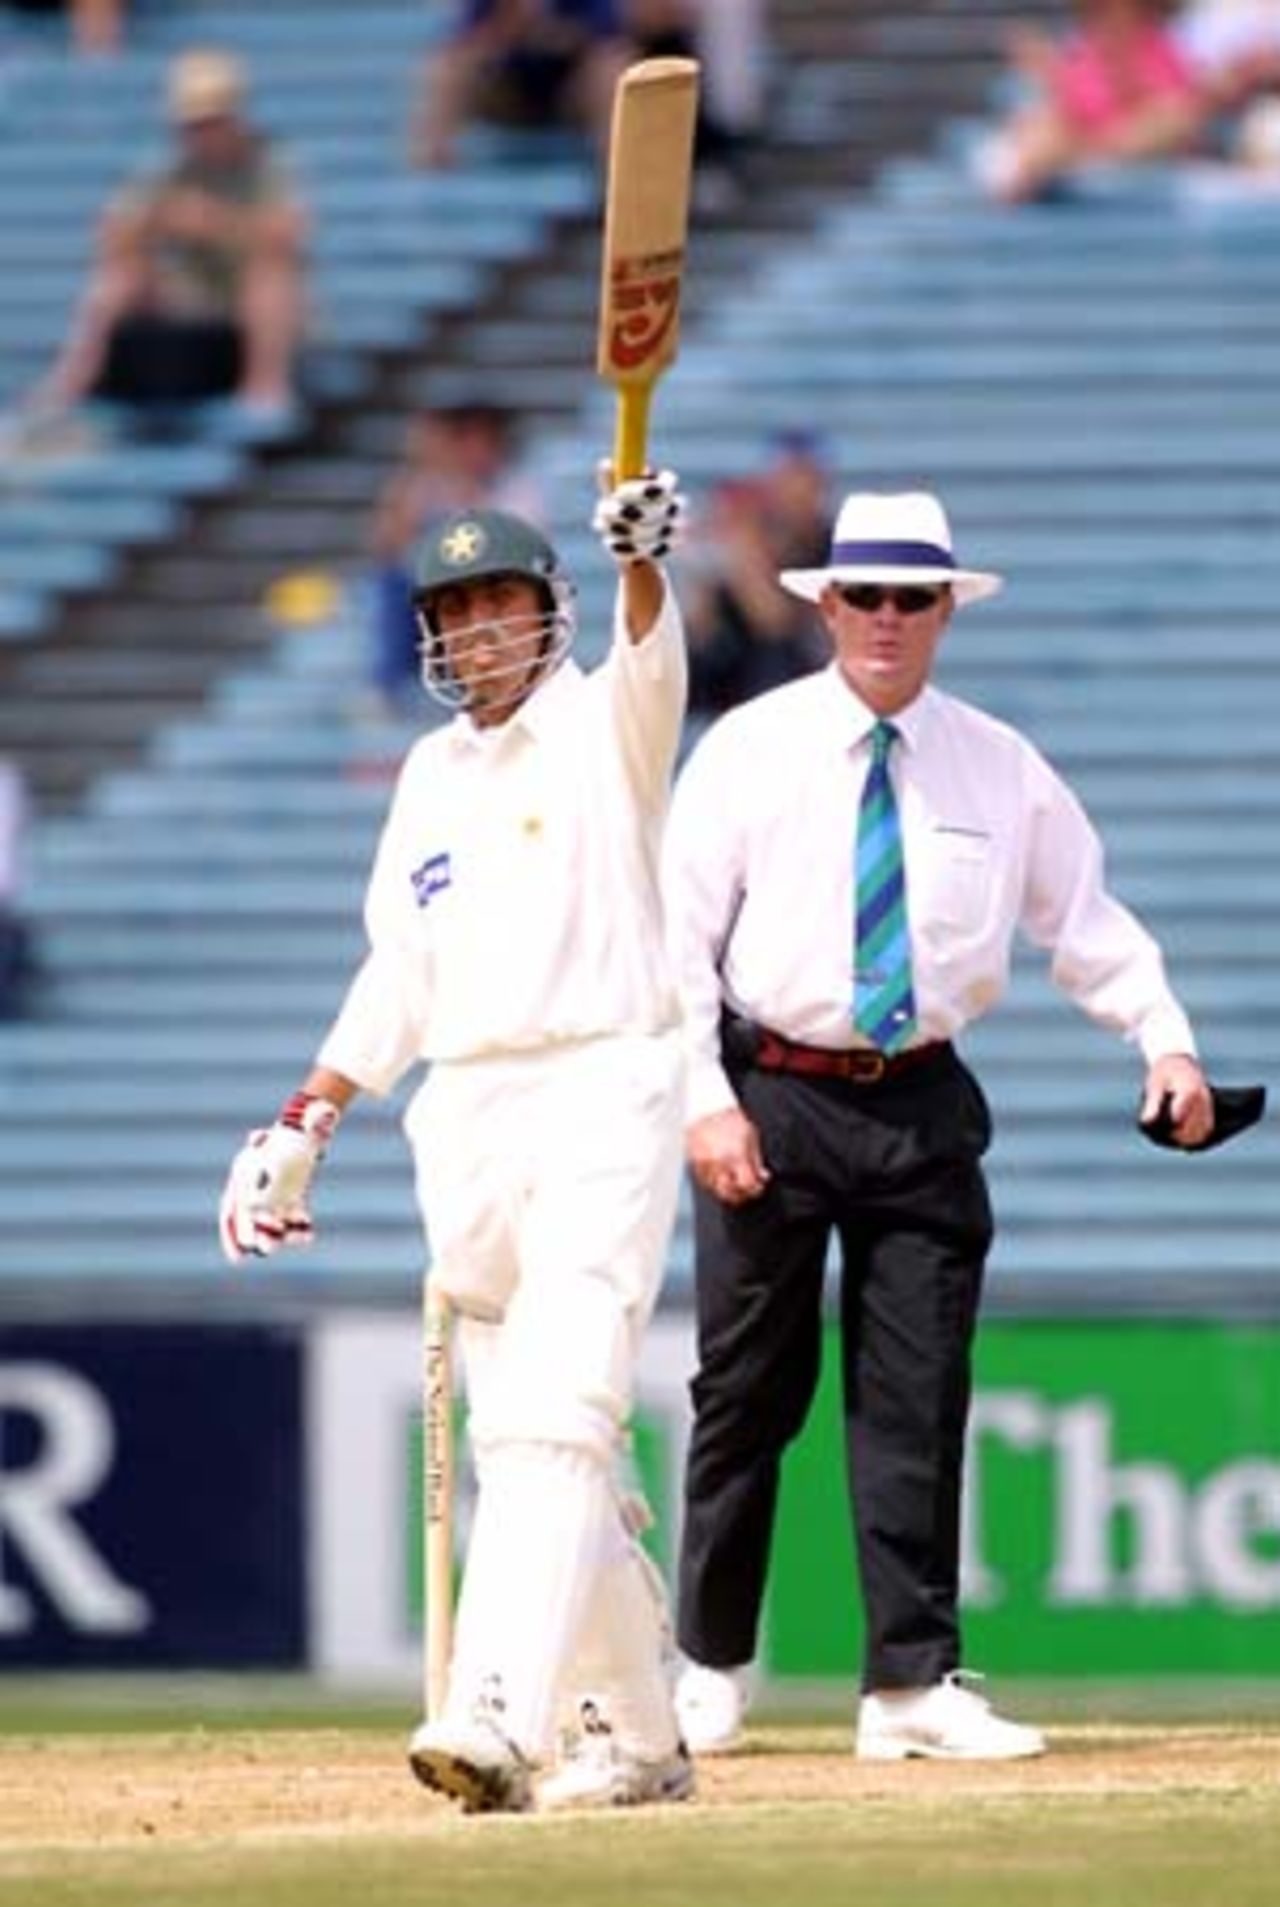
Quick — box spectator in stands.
[0,758,35,1021]
[622,1,762,198]
[410,0,632,169]
[37,48,307,433]
[1178,0,1280,105]
[621,0,772,133]
[363,401,544,716]
[978,0,1206,203]
[1177,2,1280,164]
[7,0,125,55]
[690,0,769,152]
[681,429,833,718]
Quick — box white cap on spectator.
[168,48,245,124]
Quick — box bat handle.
[613,383,652,482]
[423,1279,454,1721]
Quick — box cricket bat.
[422,1280,454,1721]
[597,57,700,481]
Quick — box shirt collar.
[445,657,582,756]
[816,664,933,756]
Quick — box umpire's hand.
[1139,1054,1214,1149]
[687,1108,771,1206]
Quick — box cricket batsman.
[219,468,695,1813]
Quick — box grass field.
[1,1682,1278,1907]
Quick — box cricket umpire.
[220,471,695,1814]
[662,489,1215,1761]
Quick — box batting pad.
[569,1515,681,1761]
[445,1442,611,1758]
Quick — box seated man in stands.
[38,48,307,430]
[410,0,633,168]
[979,0,1207,203]
[621,0,760,200]
[681,429,833,718]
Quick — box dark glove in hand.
[1137,1084,1267,1153]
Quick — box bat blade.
[422,1280,453,1720]
[597,56,700,480]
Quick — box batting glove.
[592,467,686,564]
[218,1091,341,1264]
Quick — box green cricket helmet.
[411,508,576,711]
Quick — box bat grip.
[613,383,653,481]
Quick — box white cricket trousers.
[405,1030,685,1757]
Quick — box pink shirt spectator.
[1053,24,1199,137]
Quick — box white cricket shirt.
[318,581,685,1090]
[664,666,1197,1123]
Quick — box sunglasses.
[837,584,946,615]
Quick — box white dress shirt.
[664,666,1197,1123]
[318,580,685,1090]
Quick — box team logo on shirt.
[440,522,485,565]
[410,851,452,907]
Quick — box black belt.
[725,1014,950,1085]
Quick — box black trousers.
[677,1045,993,1691]
[95,313,242,408]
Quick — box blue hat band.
[830,539,956,569]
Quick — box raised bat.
[597,56,700,480]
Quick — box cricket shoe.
[673,1661,752,1756]
[407,1710,534,1814]
[856,1671,1046,1762]
[538,1700,695,1812]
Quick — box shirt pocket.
[919,824,994,935]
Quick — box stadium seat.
[1,1,1277,1307]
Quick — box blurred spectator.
[7,0,125,55]
[0,758,35,1021]
[37,48,307,431]
[681,430,833,718]
[363,402,544,715]
[623,0,766,200]
[1177,1,1280,165]
[978,1,1206,204]
[690,0,769,148]
[1178,0,1280,108]
[410,1,632,169]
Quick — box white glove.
[218,1093,341,1264]
[592,467,686,563]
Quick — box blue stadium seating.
[1,7,1278,1310]
[0,0,593,639]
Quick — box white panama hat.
[779,490,1003,608]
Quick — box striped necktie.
[853,719,917,1053]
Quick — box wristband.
[278,1091,342,1143]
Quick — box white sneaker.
[856,1671,1046,1762]
[538,1700,695,1812]
[674,1661,752,1756]
[407,1710,534,1813]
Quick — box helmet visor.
[415,581,573,717]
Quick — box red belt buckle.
[842,1049,887,1082]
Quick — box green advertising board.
[767,1320,1280,1679]
[399,1316,1280,1685]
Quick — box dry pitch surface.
[1,1719,1278,1907]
